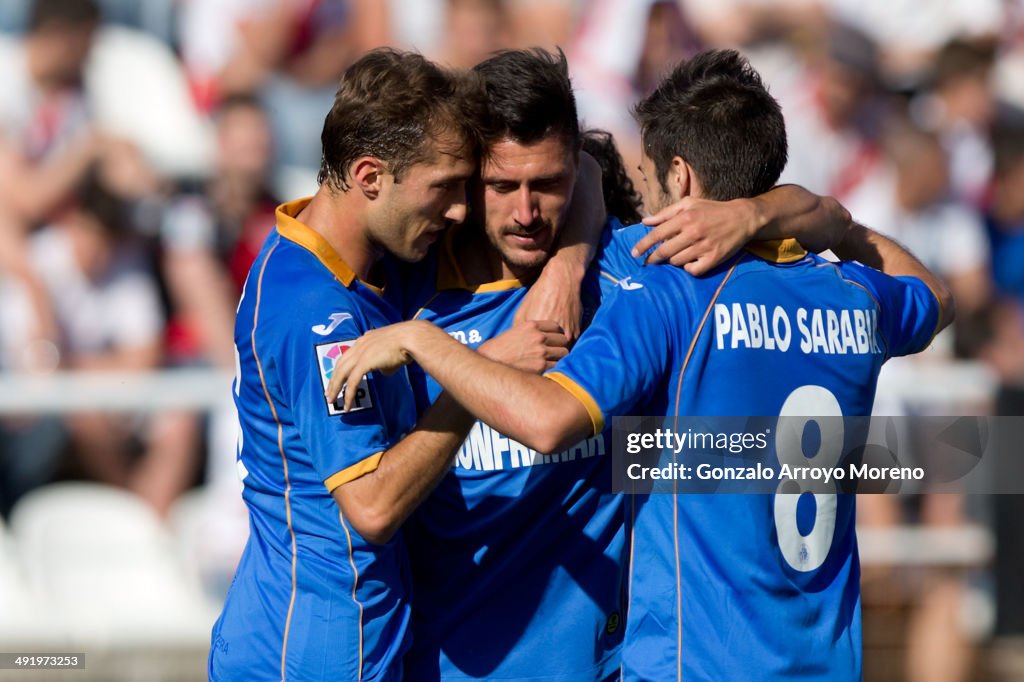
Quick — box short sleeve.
[839,263,942,358]
[273,298,401,491]
[594,219,648,283]
[546,268,672,432]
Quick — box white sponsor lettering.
[455,422,606,471]
[448,329,484,345]
[715,303,881,355]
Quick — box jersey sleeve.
[594,218,649,283]
[274,297,397,491]
[838,263,942,358]
[546,268,672,434]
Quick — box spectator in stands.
[634,1,699,95]
[570,0,700,189]
[825,0,1001,85]
[162,94,279,370]
[0,215,63,518]
[159,94,279,515]
[778,22,888,209]
[0,0,177,43]
[848,119,990,325]
[0,0,105,231]
[912,39,998,208]
[0,0,104,518]
[431,0,510,69]
[28,170,198,517]
[854,117,990,682]
[178,0,391,181]
[980,123,1024,678]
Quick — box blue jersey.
[210,199,418,681]
[401,220,642,681]
[547,239,941,681]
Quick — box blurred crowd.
[1,0,1024,678]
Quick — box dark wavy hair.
[581,129,643,225]
[473,47,580,154]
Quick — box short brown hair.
[318,48,485,192]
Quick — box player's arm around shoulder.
[249,280,437,545]
[325,319,593,459]
[515,151,607,341]
[330,387,476,545]
[629,184,852,274]
[310,314,477,545]
[833,222,955,332]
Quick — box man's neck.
[297,189,381,281]
[456,228,540,286]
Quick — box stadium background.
[0,0,1019,679]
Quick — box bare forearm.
[554,151,606,271]
[324,320,590,491]
[405,324,588,453]
[833,223,955,330]
[749,185,851,249]
[633,185,851,273]
[335,391,473,544]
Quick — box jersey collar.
[744,238,808,263]
[274,197,360,289]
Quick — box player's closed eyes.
[530,178,563,192]
[487,181,519,194]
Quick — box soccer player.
[327,50,954,681]
[395,48,862,682]
[208,48,568,681]
[396,49,640,682]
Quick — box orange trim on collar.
[744,238,808,263]
[275,198,359,288]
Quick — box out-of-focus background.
[0,0,1021,680]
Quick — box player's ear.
[668,155,692,201]
[349,157,386,199]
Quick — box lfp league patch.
[316,340,374,415]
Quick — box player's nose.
[445,195,468,225]
[513,187,538,226]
